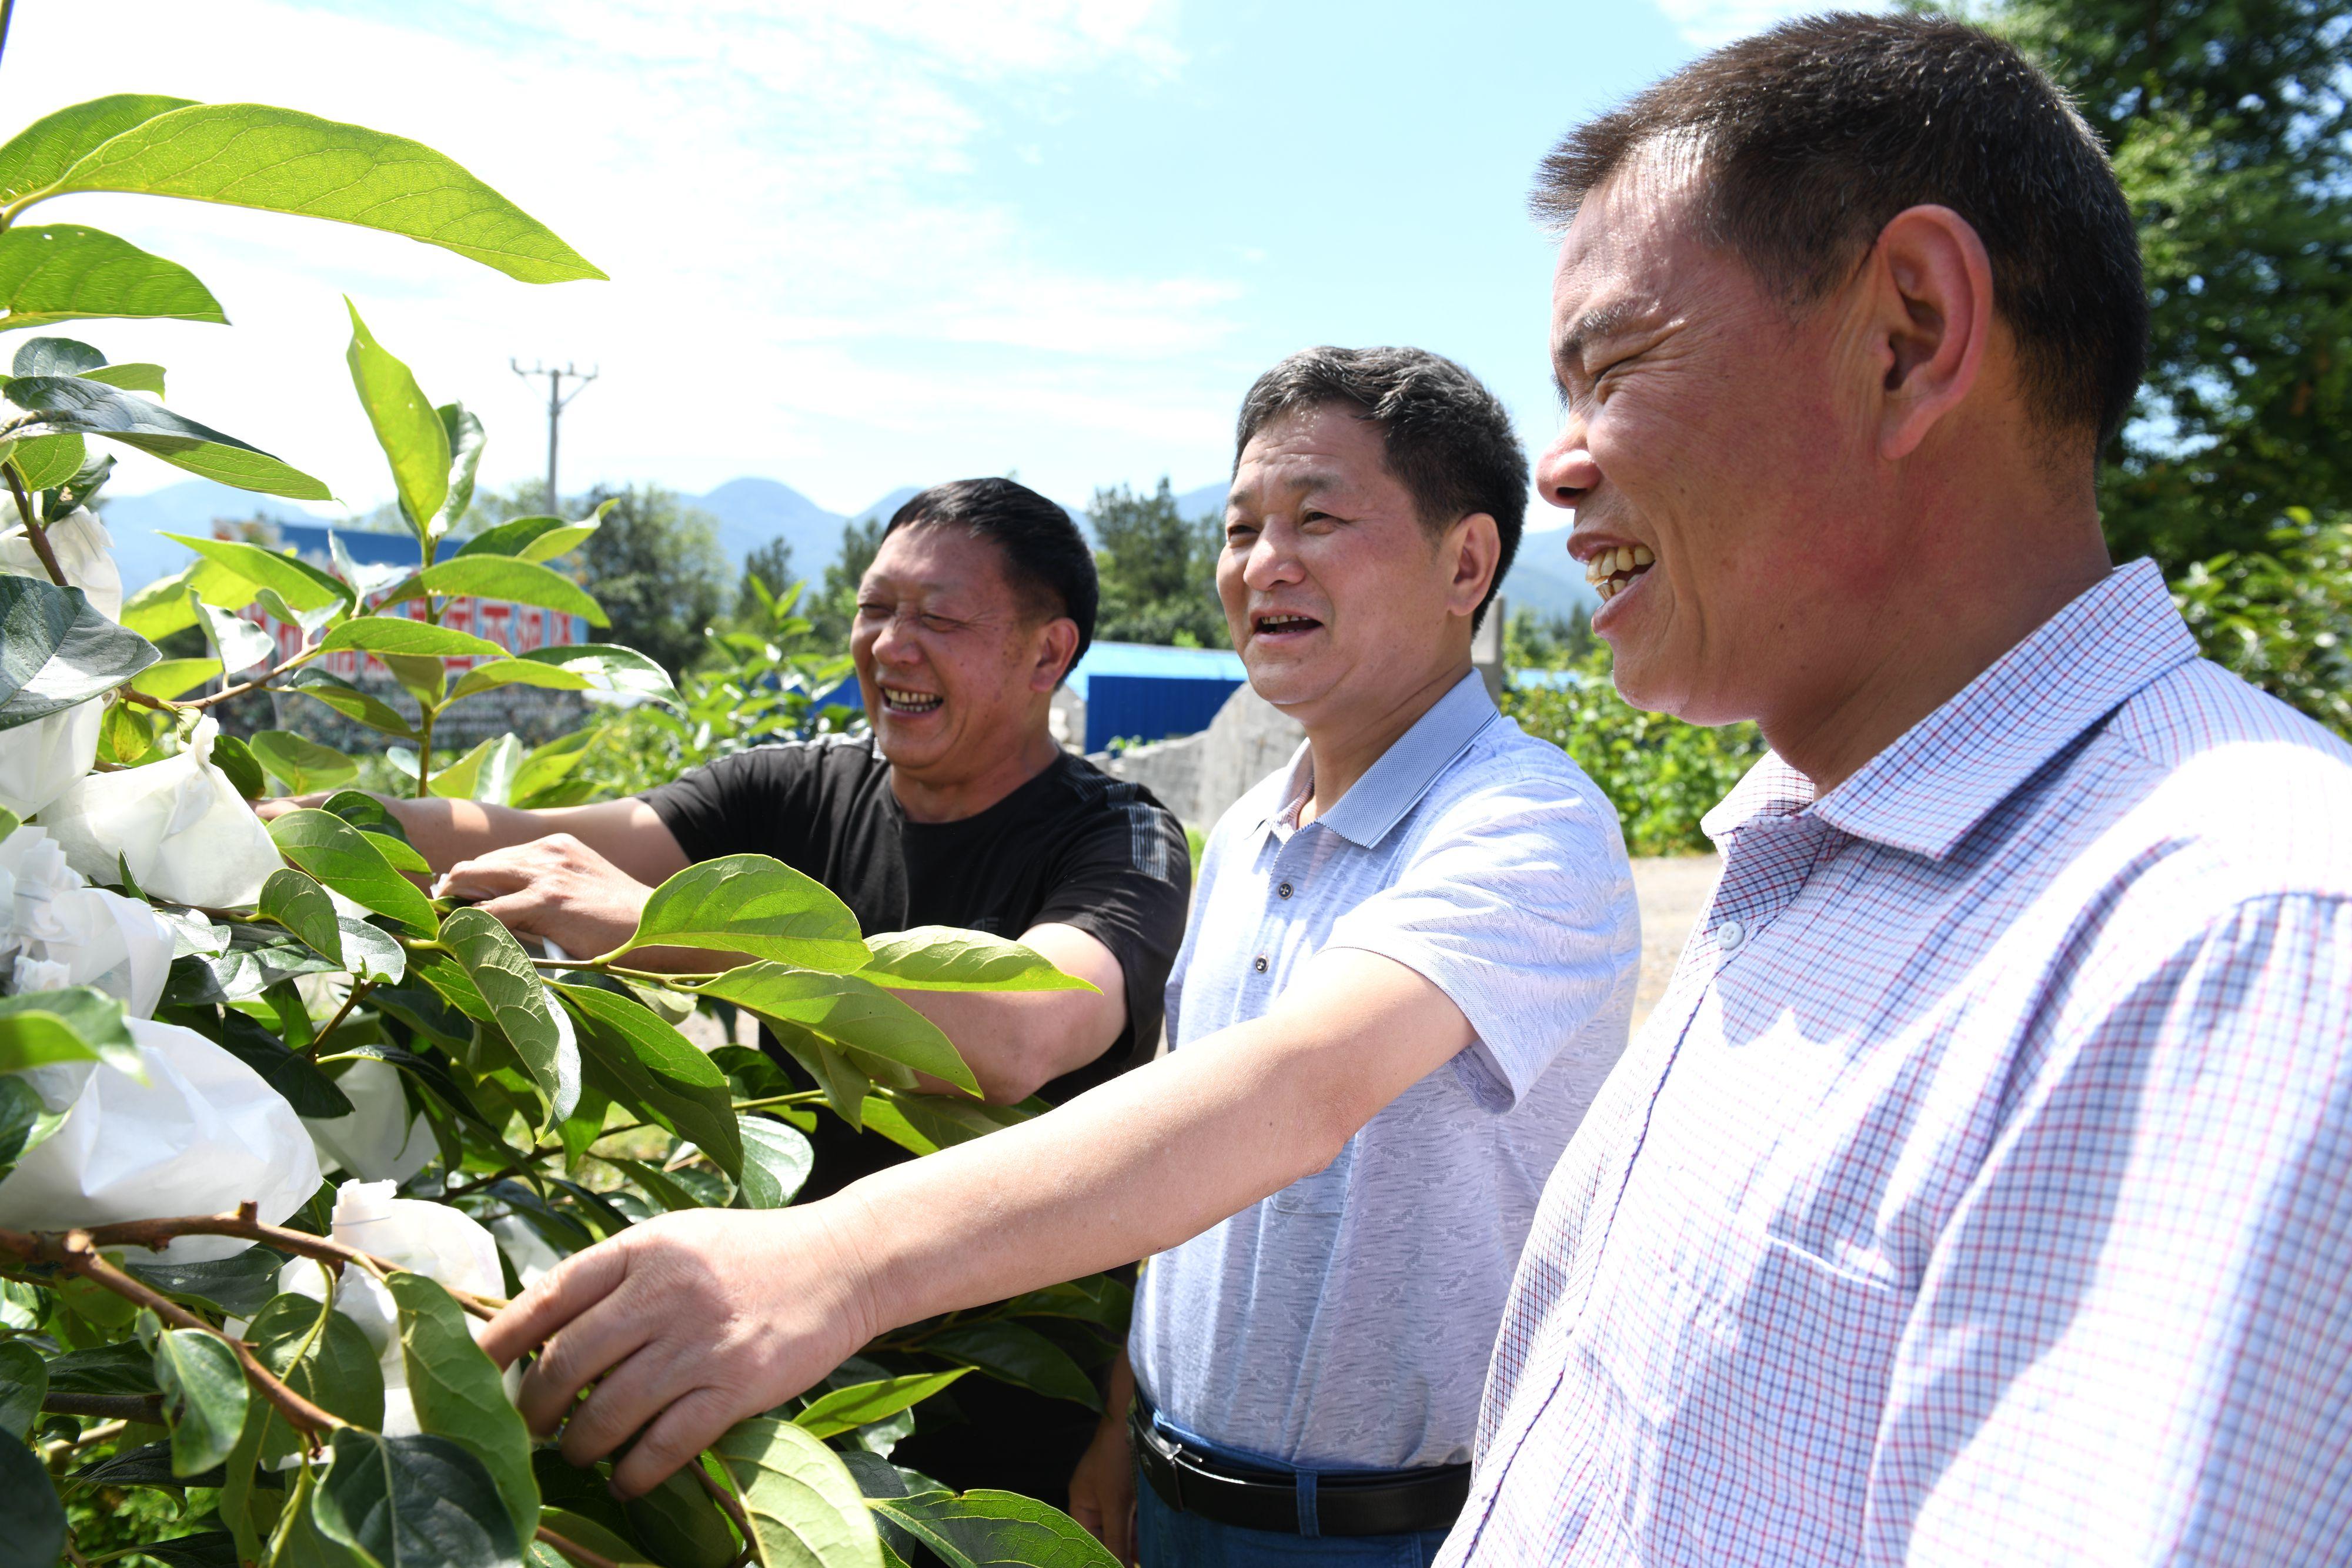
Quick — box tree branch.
[536,1526,623,1568]
[42,1392,164,1422]
[2,466,69,588]
[694,1456,754,1552]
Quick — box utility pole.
[510,360,598,510]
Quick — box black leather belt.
[1130,1403,1469,1538]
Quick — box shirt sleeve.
[639,746,811,865]
[1878,892,2352,1566]
[1321,767,1638,1109]
[1029,791,1193,1076]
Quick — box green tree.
[1093,477,1224,646]
[738,536,794,620]
[577,482,730,677]
[1505,603,1595,669]
[1985,0,2351,570]
[809,513,886,648]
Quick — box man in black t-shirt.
[278,479,1188,1502]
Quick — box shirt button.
[1277,882,1293,900]
[1716,917,1747,951]
[1253,955,1269,973]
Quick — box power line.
[510,359,599,509]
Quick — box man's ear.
[1864,204,1993,462]
[1444,513,1503,620]
[1031,617,1081,693]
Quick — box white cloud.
[5,0,1228,514]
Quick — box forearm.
[381,796,554,873]
[384,794,689,886]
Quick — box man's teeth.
[1258,614,1317,630]
[1585,544,1655,602]
[883,687,941,711]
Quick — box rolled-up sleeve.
[1323,770,1638,1109]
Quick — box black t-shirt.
[641,735,1189,1502]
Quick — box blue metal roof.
[1064,640,1246,700]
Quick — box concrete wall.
[1098,681,1305,830]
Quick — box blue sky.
[12,0,1826,527]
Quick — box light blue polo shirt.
[1130,670,1639,1471]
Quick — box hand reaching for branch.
[434,832,654,960]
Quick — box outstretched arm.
[479,945,1475,1496]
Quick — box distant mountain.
[689,478,848,581]
[95,480,340,592]
[1175,481,1228,521]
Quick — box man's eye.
[856,603,888,618]
[921,615,960,633]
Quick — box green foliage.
[739,538,796,621]
[1504,603,1595,670]
[574,484,731,677]
[2170,508,2352,737]
[1091,478,1224,647]
[808,515,887,649]
[1503,647,1765,855]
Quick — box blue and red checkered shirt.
[1441,560,2352,1566]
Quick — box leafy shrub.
[2170,509,2352,740]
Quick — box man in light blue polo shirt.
[480,348,1638,1567]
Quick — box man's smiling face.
[1537,155,1886,727]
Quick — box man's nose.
[869,610,923,662]
[1535,417,1601,511]
[1241,531,1304,591]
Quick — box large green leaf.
[453,502,610,564]
[10,335,103,376]
[854,1091,1035,1159]
[85,361,168,396]
[0,1431,65,1568]
[0,986,140,1077]
[622,1469,739,1568]
[696,966,975,1096]
[532,1512,656,1568]
[42,103,603,284]
[152,1326,249,1476]
[382,556,606,626]
[192,593,275,676]
[121,554,257,639]
[258,867,345,964]
[8,429,85,489]
[123,1246,292,1319]
[161,532,350,611]
[269,808,437,934]
[129,656,222,699]
[207,1006,354,1118]
[710,1417,885,1568]
[866,1490,1120,1568]
[286,668,418,738]
[440,908,578,1128]
[0,225,225,332]
[0,95,195,202]
[10,377,326,499]
[448,644,675,703]
[550,982,741,1179]
[389,1273,537,1544]
[734,1115,814,1209]
[246,1290,385,1464]
[611,854,867,971]
[0,577,159,731]
[251,730,359,794]
[0,1340,46,1443]
[314,1429,524,1568]
[794,1371,968,1442]
[346,301,449,537]
[920,1322,1099,1410]
[316,616,500,657]
[427,733,522,804]
[859,928,1095,994]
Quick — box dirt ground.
[1628,854,1723,1032]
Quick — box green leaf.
[152,1326,249,1476]
[192,592,275,676]
[710,1417,885,1568]
[532,1512,655,1568]
[246,1289,385,1463]
[10,335,104,376]
[428,733,522,804]
[859,928,1095,994]
[363,834,430,875]
[85,360,168,396]
[209,731,268,800]
[258,867,345,964]
[0,225,225,333]
[550,983,741,1179]
[0,1340,46,1443]
[345,301,449,537]
[250,730,359,794]
[920,1322,1100,1411]
[438,403,485,535]
[860,1090,1034,1156]
[286,668,417,738]
[0,1431,65,1568]
[0,985,140,1076]
[129,1532,242,1568]
[44,102,604,285]
[696,967,976,1097]
[622,1469,739,1568]
[162,532,350,611]
[208,1006,354,1118]
[98,696,152,765]
[613,854,868,971]
[603,1155,706,1211]
[0,577,159,731]
[383,654,446,711]
[771,1024,874,1129]
[316,617,500,658]
[440,908,578,1128]
[794,1371,968,1442]
[269,808,437,934]
[314,1429,524,1568]
[867,1489,1120,1568]
[389,1273,537,1544]
[0,95,195,202]
[129,655,222,699]
[383,556,607,627]
[453,501,610,564]
[7,429,85,489]
[449,644,675,704]
[121,556,256,639]
[123,1246,291,1319]
[734,1115,814,1209]
[10,378,326,499]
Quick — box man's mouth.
[1253,612,1322,637]
[881,686,943,714]
[1585,544,1655,603]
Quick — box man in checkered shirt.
[1440,13,2352,1566]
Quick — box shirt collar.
[1260,670,1499,850]
[1705,560,2200,859]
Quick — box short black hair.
[1534,11,2148,450]
[1234,346,1527,630]
[884,477,1098,679]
